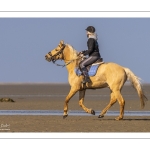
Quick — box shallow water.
[0,110,150,116]
[1,94,149,98]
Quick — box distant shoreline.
[0,82,69,85]
[0,82,149,86]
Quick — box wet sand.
[0,83,150,132]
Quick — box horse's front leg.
[79,90,95,115]
[63,87,79,119]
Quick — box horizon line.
[0,82,149,85]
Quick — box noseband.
[48,44,66,63]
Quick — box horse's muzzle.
[45,54,51,62]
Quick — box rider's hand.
[78,50,86,57]
[78,52,83,55]
[79,51,85,55]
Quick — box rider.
[79,26,101,83]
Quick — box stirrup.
[85,78,91,83]
[81,80,86,84]
[81,76,91,84]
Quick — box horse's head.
[45,40,66,62]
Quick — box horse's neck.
[63,45,78,72]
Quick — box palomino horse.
[45,40,147,120]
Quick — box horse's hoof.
[115,117,123,121]
[91,110,95,115]
[98,115,104,118]
[63,115,68,119]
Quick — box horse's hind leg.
[98,92,117,118]
[113,90,125,120]
[79,90,95,115]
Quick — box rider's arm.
[82,38,95,55]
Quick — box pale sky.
[0,18,150,83]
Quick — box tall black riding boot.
[81,68,91,83]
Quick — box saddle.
[86,58,103,71]
[75,58,104,76]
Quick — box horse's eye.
[55,49,58,51]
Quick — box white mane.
[66,44,81,67]
[66,44,78,59]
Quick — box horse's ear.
[60,40,64,45]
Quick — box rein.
[53,55,82,68]
[53,59,76,68]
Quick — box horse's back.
[98,62,125,72]
[96,62,127,85]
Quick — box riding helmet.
[85,26,95,33]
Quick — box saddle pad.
[75,64,100,77]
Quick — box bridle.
[47,44,82,67]
[48,44,66,64]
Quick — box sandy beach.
[0,83,150,132]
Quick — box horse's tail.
[123,67,148,109]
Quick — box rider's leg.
[79,56,99,83]
[81,67,90,83]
